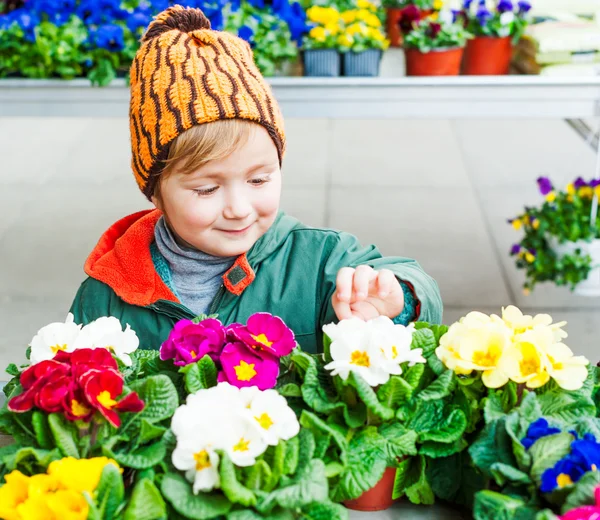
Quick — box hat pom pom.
[142,5,211,42]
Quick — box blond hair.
[153,119,254,199]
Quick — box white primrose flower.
[323,318,390,386]
[72,316,139,365]
[172,433,221,493]
[30,313,82,364]
[245,389,300,446]
[368,317,424,375]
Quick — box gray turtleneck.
[154,217,236,316]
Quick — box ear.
[151,194,163,212]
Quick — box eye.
[249,176,270,186]
[193,186,219,196]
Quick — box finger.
[376,269,397,298]
[349,300,380,321]
[353,265,376,301]
[335,267,355,302]
[332,291,353,321]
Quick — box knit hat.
[129,5,286,199]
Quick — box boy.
[69,5,443,353]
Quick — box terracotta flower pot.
[404,46,464,76]
[386,8,404,47]
[462,36,513,75]
[343,467,397,512]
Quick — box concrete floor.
[0,116,598,371]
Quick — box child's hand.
[332,265,404,321]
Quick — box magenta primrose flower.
[159,318,226,366]
[219,341,280,390]
[561,486,600,520]
[230,313,296,359]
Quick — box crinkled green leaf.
[220,451,257,507]
[418,408,467,444]
[561,470,600,514]
[419,438,468,459]
[282,436,299,476]
[1,446,61,476]
[403,363,426,390]
[31,411,52,450]
[392,455,421,500]
[473,490,533,520]
[161,472,231,519]
[469,416,516,478]
[418,370,456,401]
[300,411,348,459]
[376,376,413,411]
[246,459,273,492]
[538,391,596,427]
[129,375,179,423]
[180,355,217,394]
[484,393,507,424]
[96,462,125,520]
[301,501,348,520]
[490,462,532,487]
[109,440,166,470]
[139,419,167,445]
[277,384,302,398]
[529,432,573,486]
[296,429,316,474]
[405,456,434,505]
[411,328,438,358]
[349,372,393,421]
[48,413,79,458]
[123,478,167,520]
[378,423,418,460]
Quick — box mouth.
[218,223,254,236]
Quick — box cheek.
[254,179,281,216]
[169,195,220,232]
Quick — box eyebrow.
[182,161,278,182]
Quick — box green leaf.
[301,501,349,520]
[1,446,61,476]
[378,423,418,460]
[573,417,600,439]
[161,472,232,519]
[296,429,316,474]
[180,356,217,394]
[325,462,344,478]
[246,460,272,491]
[282,436,299,476]
[349,372,393,421]
[411,328,438,358]
[219,451,257,507]
[538,391,596,427]
[96,463,125,520]
[418,370,456,401]
[300,411,348,458]
[32,411,53,450]
[123,478,167,520]
[419,408,467,444]
[5,364,20,377]
[139,420,167,445]
[48,413,79,458]
[419,439,468,459]
[469,416,516,478]
[403,363,426,390]
[405,456,434,505]
[489,462,532,487]
[561,470,600,514]
[473,490,531,520]
[277,384,302,397]
[130,375,179,423]
[109,441,166,470]
[376,376,413,410]
[484,393,507,423]
[529,432,574,485]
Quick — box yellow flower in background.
[48,457,120,494]
[511,218,522,230]
[546,191,556,202]
[338,33,354,47]
[0,471,30,520]
[341,10,357,23]
[566,183,575,195]
[16,496,56,520]
[47,490,89,520]
[545,342,589,391]
[346,22,368,36]
[524,252,535,263]
[595,185,600,198]
[532,219,540,230]
[307,5,340,25]
[309,26,328,42]
[357,0,377,11]
[579,186,594,199]
[433,0,444,9]
[567,194,574,202]
[365,13,382,27]
[368,27,385,41]
[325,21,341,35]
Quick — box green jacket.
[70,210,443,353]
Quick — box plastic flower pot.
[343,49,383,77]
[386,7,404,47]
[404,46,464,76]
[548,238,600,297]
[343,467,397,511]
[462,36,513,75]
[302,49,341,77]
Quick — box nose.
[222,187,252,220]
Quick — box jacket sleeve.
[69,277,113,326]
[318,231,443,332]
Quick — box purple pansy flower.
[517,0,531,13]
[476,7,492,25]
[536,176,554,195]
[510,244,521,255]
[497,0,513,13]
[160,318,226,366]
[590,179,600,188]
[219,342,280,390]
[463,0,473,8]
[230,313,296,359]
[574,177,588,189]
[89,24,125,52]
[428,22,442,38]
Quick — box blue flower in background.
[475,7,492,25]
[536,176,553,195]
[463,0,473,8]
[77,0,127,25]
[4,9,40,41]
[89,24,125,51]
[497,0,513,13]
[541,455,588,493]
[272,0,309,44]
[517,0,531,13]
[574,177,588,189]
[247,0,265,9]
[127,11,151,33]
[521,418,561,450]
[238,24,254,42]
[29,0,76,25]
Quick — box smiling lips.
[219,223,254,235]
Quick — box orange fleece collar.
[84,209,255,307]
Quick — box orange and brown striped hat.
[129,5,286,199]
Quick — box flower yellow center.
[194,450,211,471]
[191,351,197,359]
[251,333,273,348]
[71,399,91,417]
[255,413,274,430]
[234,360,257,382]
[97,391,117,409]
[519,343,541,377]
[557,473,573,488]
[233,438,250,452]
[50,344,68,354]
[593,464,598,471]
[350,350,370,367]
[472,345,502,368]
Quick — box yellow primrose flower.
[511,219,522,230]
[433,0,444,9]
[579,186,594,199]
[47,490,89,520]
[546,191,556,202]
[27,474,62,499]
[357,0,377,11]
[499,306,567,341]
[436,319,512,388]
[47,457,120,494]
[346,22,368,36]
[309,26,328,42]
[566,183,575,195]
[341,10,358,24]
[325,21,341,35]
[17,496,56,520]
[502,329,552,388]
[545,342,589,391]
[0,471,30,520]
[338,33,354,47]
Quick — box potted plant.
[508,176,600,296]
[338,3,389,76]
[460,0,532,75]
[302,5,343,76]
[381,0,439,47]
[403,10,471,76]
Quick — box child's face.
[153,125,282,257]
